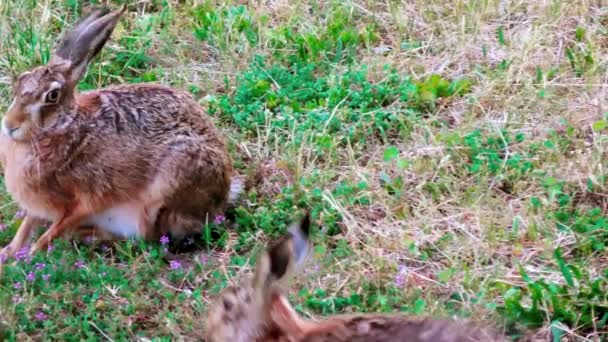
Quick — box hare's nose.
[2,120,19,138]
[8,126,18,136]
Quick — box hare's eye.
[223,298,233,311]
[45,89,60,103]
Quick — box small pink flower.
[35,263,46,271]
[42,274,50,282]
[15,247,30,262]
[74,260,86,269]
[13,282,22,290]
[14,210,26,219]
[0,223,6,231]
[214,215,226,225]
[47,244,55,252]
[169,260,182,270]
[26,272,35,282]
[12,295,22,304]
[35,311,47,321]
[160,235,170,245]
[394,265,407,288]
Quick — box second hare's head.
[205,212,312,342]
[3,6,125,142]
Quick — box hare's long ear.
[252,211,312,300]
[50,5,126,84]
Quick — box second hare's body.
[206,213,505,342]
[256,312,498,341]
[0,7,237,255]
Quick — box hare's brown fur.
[0,7,237,256]
[205,213,505,342]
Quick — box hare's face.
[205,212,312,342]
[206,283,268,342]
[3,6,126,143]
[4,66,70,142]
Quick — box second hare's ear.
[50,5,126,84]
[252,211,312,298]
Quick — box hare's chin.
[82,202,142,238]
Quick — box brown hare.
[205,213,505,342]
[0,6,241,257]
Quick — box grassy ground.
[0,0,607,340]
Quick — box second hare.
[0,6,240,256]
[206,213,505,342]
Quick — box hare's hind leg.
[136,200,164,241]
[144,138,231,235]
[155,209,204,238]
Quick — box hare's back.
[95,83,216,140]
[302,316,501,342]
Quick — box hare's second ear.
[252,211,312,294]
[50,5,126,84]
[289,211,311,266]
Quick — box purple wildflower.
[14,210,25,219]
[42,274,50,282]
[394,265,407,288]
[199,254,208,265]
[35,311,47,321]
[12,295,21,304]
[214,215,226,225]
[15,247,30,262]
[13,282,22,290]
[26,272,35,282]
[0,253,7,264]
[74,260,86,269]
[169,260,182,270]
[160,235,170,245]
[35,262,46,271]
[0,223,6,231]
[47,244,55,252]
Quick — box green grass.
[1,0,608,340]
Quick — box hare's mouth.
[2,123,30,142]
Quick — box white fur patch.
[228,176,245,203]
[26,103,41,116]
[1,100,16,136]
[25,103,42,126]
[83,202,142,238]
[47,81,62,95]
[1,117,10,137]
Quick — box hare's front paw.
[30,239,48,256]
[0,242,21,260]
